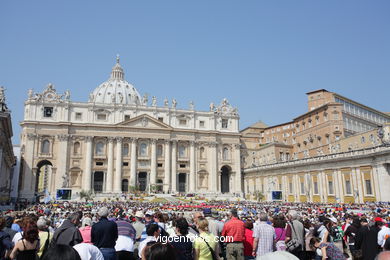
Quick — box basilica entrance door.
[221,166,230,193]
[178,173,186,192]
[138,172,147,192]
[93,171,104,193]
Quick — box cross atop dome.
[110,55,124,80]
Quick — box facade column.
[83,136,93,192]
[234,144,242,193]
[130,138,138,188]
[336,169,344,203]
[20,133,37,199]
[171,140,177,192]
[374,163,390,201]
[189,141,196,192]
[355,167,364,203]
[56,134,70,191]
[150,139,157,188]
[320,171,327,203]
[163,140,171,193]
[208,142,218,193]
[113,137,123,193]
[106,137,114,192]
[333,170,340,203]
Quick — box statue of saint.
[209,102,215,112]
[89,92,94,102]
[189,101,194,110]
[142,94,148,105]
[64,90,70,101]
[172,99,177,109]
[0,86,5,103]
[164,98,169,107]
[152,96,157,106]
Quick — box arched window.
[223,147,229,160]
[140,143,148,156]
[157,145,163,157]
[73,142,81,155]
[41,140,50,154]
[200,147,205,159]
[95,142,105,155]
[122,143,129,156]
[178,145,186,158]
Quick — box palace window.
[157,163,163,168]
[345,180,352,195]
[199,121,205,128]
[43,107,53,118]
[73,142,81,155]
[222,119,228,129]
[41,140,50,154]
[97,114,107,120]
[178,145,186,158]
[124,115,131,121]
[223,147,229,160]
[139,143,148,156]
[158,117,164,122]
[122,143,129,156]
[289,182,293,193]
[95,142,105,156]
[179,119,187,126]
[314,181,319,194]
[75,112,82,120]
[328,181,334,194]
[300,182,305,194]
[200,147,205,159]
[157,145,163,157]
[365,179,373,195]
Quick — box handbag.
[286,222,302,252]
[200,235,218,260]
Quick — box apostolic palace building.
[14,57,390,203]
[18,58,242,200]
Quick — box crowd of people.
[0,200,389,260]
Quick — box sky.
[1,1,390,144]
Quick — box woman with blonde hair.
[194,217,220,260]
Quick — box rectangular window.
[157,163,163,168]
[328,181,334,194]
[365,179,373,195]
[199,121,205,127]
[124,115,131,121]
[314,181,319,194]
[289,182,293,193]
[222,119,228,129]
[179,164,186,168]
[75,112,82,120]
[345,180,352,195]
[300,182,305,194]
[179,119,187,126]
[122,162,129,166]
[158,117,164,122]
[95,161,104,166]
[44,107,53,117]
[97,114,107,120]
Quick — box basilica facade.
[19,58,242,200]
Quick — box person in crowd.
[148,242,177,260]
[384,236,390,251]
[194,217,220,260]
[303,219,316,260]
[221,209,245,260]
[53,212,83,246]
[79,217,93,244]
[273,215,287,251]
[140,211,155,242]
[243,220,254,260]
[285,210,305,258]
[73,242,104,260]
[377,218,390,249]
[10,220,39,260]
[2,216,17,241]
[37,217,53,258]
[41,244,82,260]
[252,212,275,258]
[344,216,361,258]
[91,207,118,260]
[310,237,346,260]
[376,251,390,260]
[11,219,22,233]
[355,219,382,260]
[189,212,203,237]
[170,218,193,260]
[115,213,136,260]
[0,217,13,260]
[138,224,160,259]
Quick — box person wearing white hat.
[132,211,145,256]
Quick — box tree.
[254,191,265,202]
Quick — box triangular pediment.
[116,114,172,130]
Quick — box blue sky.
[1,1,390,144]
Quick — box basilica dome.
[90,56,141,105]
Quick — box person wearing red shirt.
[243,220,254,260]
[221,209,245,260]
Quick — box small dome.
[90,56,141,105]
